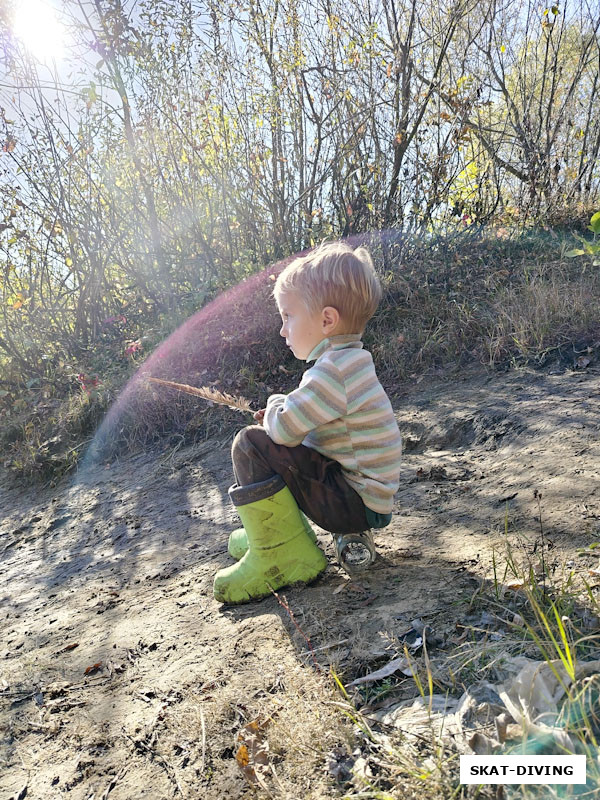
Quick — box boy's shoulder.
[317,342,373,371]
[308,344,375,389]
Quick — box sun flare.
[13,0,65,62]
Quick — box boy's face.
[277,291,336,360]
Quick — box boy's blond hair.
[273,242,382,333]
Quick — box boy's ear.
[321,305,340,333]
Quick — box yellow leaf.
[8,292,26,310]
[505,579,525,591]
[236,744,250,767]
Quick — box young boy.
[213,242,403,604]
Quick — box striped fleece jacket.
[263,334,403,515]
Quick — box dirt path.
[1,364,599,799]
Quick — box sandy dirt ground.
[1,362,600,799]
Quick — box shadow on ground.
[1,364,600,798]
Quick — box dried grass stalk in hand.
[147,377,254,414]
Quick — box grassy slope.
[1,228,599,484]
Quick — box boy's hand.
[253,408,266,425]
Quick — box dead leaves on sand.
[235,715,282,794]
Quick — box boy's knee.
[232,425,268,456]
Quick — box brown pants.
[231,426,369,534]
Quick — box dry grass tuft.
[483,271,600,366]
[157,663,357,798]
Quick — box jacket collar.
[307,334,363,362]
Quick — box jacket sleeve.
[263,362,347,446]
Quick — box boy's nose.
[279,323,286,337]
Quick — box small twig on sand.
[100,765,128,800]
[127,733,185,796]
[0,691,35,702]
[308,638,350,654]
[0,676,109,703]
[124,719,185,797]
[200,707,206,776]
[534,489,546,594]
[268,586,321,672]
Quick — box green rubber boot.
[228,509,316,560]
[213,475,328,605]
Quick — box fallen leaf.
[468,731,500,755]
[56,642,79,654]
[355,594,376,607]
[235,717,272,789]
[504,579,525,591]
[236,743,250,768]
